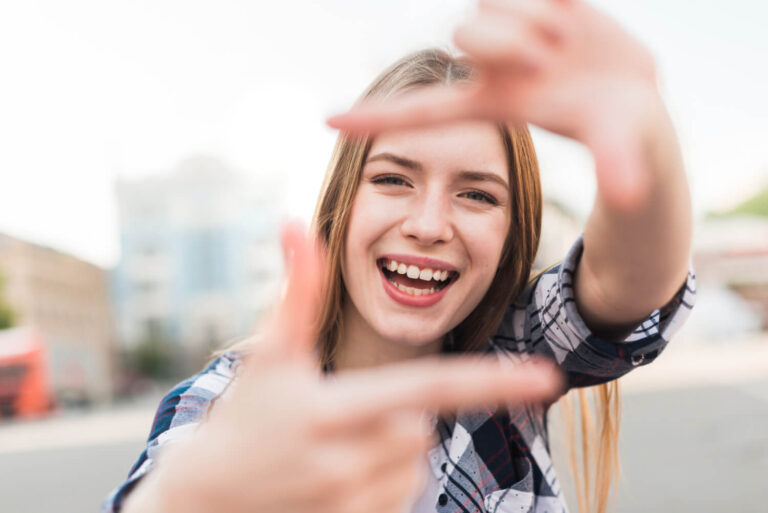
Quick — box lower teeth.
[388,279,436,296]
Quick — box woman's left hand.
[328,0,663,208]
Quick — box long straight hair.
[311,48,621,513]
[313,49,540,362]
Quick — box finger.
[326,83,487,133]
[586,109,652,212]
[320,409,434,458]
[306,413,429,512]
[336,456,426,513]
[477,0,569,46]
[253,222,326,365]
[314,411,431,482]
[317,356,565,431]
[277,222,326,358]
[454,11,556,72]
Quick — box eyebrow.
[366,152,422,171]
[458,170,508,189]
[366,152,508,189]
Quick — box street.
[1,344,767,513]
[615,381,768,512]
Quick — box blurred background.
[0,0,766,512]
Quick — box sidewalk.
[0,390,164,454]
[1,339,766,513]
[620,334,768,394]
[2,337,767,455]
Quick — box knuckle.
[341,451,369,478]
[303,458,349,499]
[323,463,357,496]
[304,400,329,429]
[403,457,425,487]
[339,497,372,513]
[397,426,430,454]
[303,473,330,501]
[419,378,447,406]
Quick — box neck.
[334,299,444,372]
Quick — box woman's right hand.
[124,223,564,513]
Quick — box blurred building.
[534,196,768,343]
[112,156,283,363]
[691,215,768,334]
[0,234,114,405]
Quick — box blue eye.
[461,190,498,205]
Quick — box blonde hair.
[311,48,621,513]
[313,49,540,362]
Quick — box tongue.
[389,272,433,289]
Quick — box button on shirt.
[101,237,696,513]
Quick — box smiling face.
[340,121,511,352]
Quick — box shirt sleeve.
[491,236,696,390]
[100,352,241,513]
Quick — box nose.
[400,187,454,246]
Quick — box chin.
[374,320,448,348]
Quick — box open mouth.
[377,257,459,297]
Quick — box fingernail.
[527,360,565,394]
[326,114,342,128]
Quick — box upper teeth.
[385,259,451,282]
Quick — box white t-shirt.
[409,459,441,512]
[409,410,442,512]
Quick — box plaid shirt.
[102,238,696,513]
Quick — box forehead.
[366,121,508,180]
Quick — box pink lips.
[379,268,454,308]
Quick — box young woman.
[103,1,695,512]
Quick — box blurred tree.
[121,318,176,380]
[709,183,768,218]
[730,184,768,217]
[131,335,174,379]
[0,271,15,330]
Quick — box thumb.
[247,222,327,370]
[275,221,327,359]
[588,118,651,212]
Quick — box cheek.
[341,221,363,288]
[461,219,509,316]
[464,214,510,274]
[345,190,399,255]
[343,206,368,271]
[350,191,392,229]
[342,192,385,280]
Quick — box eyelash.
[371,175,499,206]
[371,175,409,187]
[461,190,498,205]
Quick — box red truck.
[0,326,54,420]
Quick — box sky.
[0,0,766,267]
